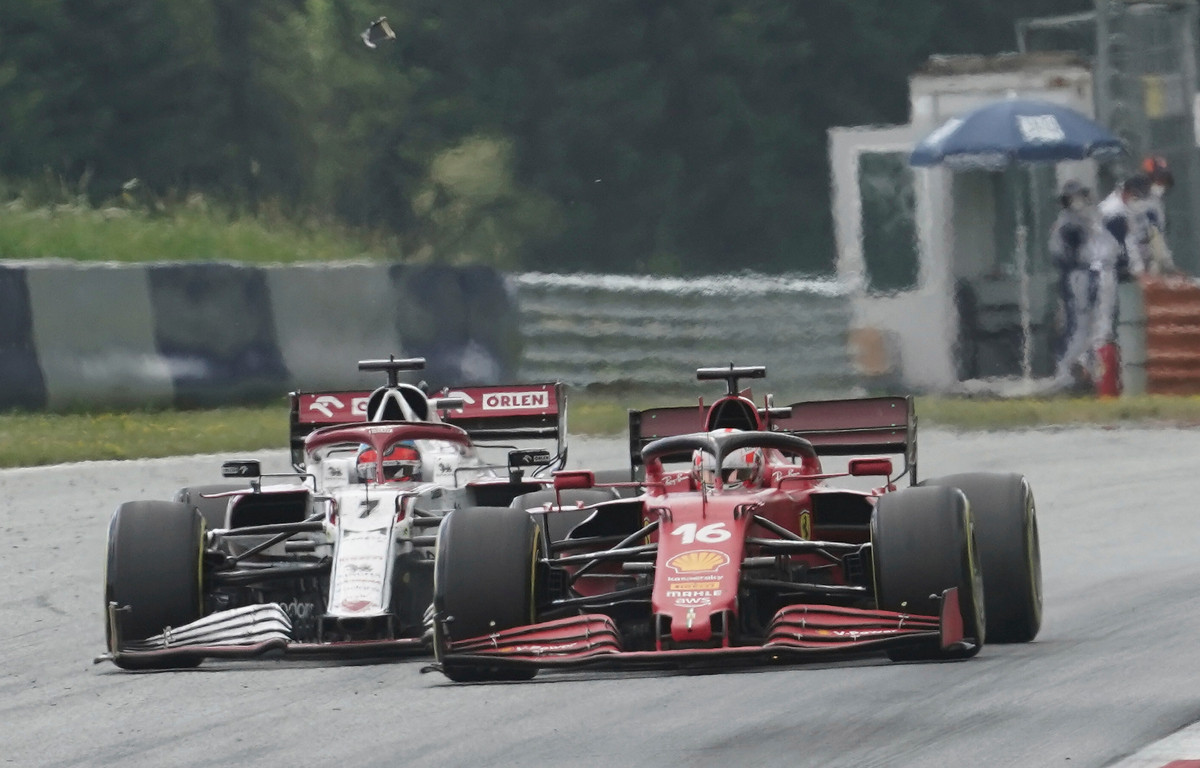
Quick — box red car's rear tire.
[921,473,1042,643]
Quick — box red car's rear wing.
[289,382,566,467]
[628,395,917,483]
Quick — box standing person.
[1141,155,1174,231]
[1099,173,1152,281]
[1049,180,1119,391]
[1139,156,1179,275]
[1095,174,1152,394]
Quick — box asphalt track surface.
[5,429,1200,768]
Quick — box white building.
[828,52,1104,392]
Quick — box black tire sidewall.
[434,506,540,643]
[920,473,1042,643]
[105,501,204,662]
[872,485,985,651]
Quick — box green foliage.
[0,195,400,264]
[0,0,1096,274]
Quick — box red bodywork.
[437,387,965,673]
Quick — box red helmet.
[356,444,422,482]
[1141,155,1174,188]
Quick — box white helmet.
[721,446,762,489]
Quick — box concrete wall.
[0,261,520,410]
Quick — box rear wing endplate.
[628,395,917,483]
[290,382,566,467]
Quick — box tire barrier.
[0,264,46,410]
[147,263,291,408]
[27,262,172,410]
[0,262,521,411]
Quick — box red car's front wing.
[437,589,965,673]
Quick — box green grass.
[0,200,402,264]
[5,394,1200,469]
[0,407,288,468]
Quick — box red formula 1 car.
[429,365,1042,681]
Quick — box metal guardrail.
[512,272,857,397]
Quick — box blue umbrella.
[909,98,1125,384]
[909,98,1125,169]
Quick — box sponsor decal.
[304,394,369,420]
[799,511,812,540]
[772,468,808,484]
[1017,115,1065,144]
[443,390,477,406]
[666,580,720,591]
[665,550,729,574]
[674,597,712,607]
[308,395,345,418]
[281,599,315,620]
[665,590,723,598]
[482,391,549,410]
[331,530,389,613]
[816,628,897,638]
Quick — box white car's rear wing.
[289,382,566,468]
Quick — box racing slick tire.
[104,501,204,670]
[509,488,619,543]
[433,506,543,682]
[920,473,1042,643]
[173,483,245,530]
[871,485,985,661]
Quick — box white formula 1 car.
[98,356,588,670]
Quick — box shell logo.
[665,550,729,574]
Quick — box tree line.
[0,0,1092,274]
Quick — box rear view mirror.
[222,460,262,479]
[848,458,892,478]
[553,470,595,491]
[508,449,552,469]
[430,396,467,412]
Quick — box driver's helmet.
[721,447,762,489]
[356,443,422,482]
[692,442,761,490]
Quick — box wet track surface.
[5,429,1200,767]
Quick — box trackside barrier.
[0,262,856,411]
[0,260,519,410]
[511,272,857,397]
